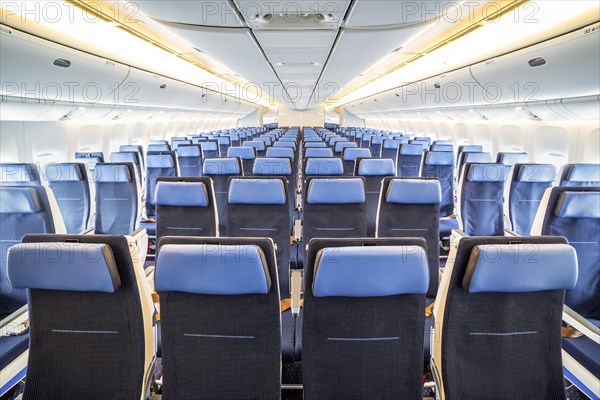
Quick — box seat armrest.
[128,228,148,265]
[290,270,303,317]
[293,219,302,242]
[0,304,29,337]
[563,305,600,344]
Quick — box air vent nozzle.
[528,57,546,67]
[53,58,71,68]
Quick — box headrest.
[200,141,219,151]
[75,152,104,161]
[173,140,192,149]
[343,148,371,161]
[156,181,209,207]
[0,163,41,185]
[313,246,428,297]
[357,159,396,176]
[434,140,453,145]
[110,152,140,164]
[203,158,241,175]
[564,164,600,182]
[274,141,296,149]
[463,243,578,293]
[382,139,402,149]
[431,144,453,152]
[413,137,431,144]
[0,187,42,213]
[119,145,142,154]
[465,163,506,182]
[149,140,168,145]
[371,136,385,145]
[147,144,170,152]
[515,164,556,182]
[257,137,272,146]
[399,144,423,156]
[425,151,454,166]
[243,141,266,151]
[304,142,327,148]
[335,142,357,152]
[497,152,528,166]
[177,145,202,157]
[228,147,256,160]
[361,134,374,142]
[216,137,231,145]
[228,179,286,205]
[462,152,491,164]
[8,243,121,293]
[266,147,294,160]
[253,157,292,175]
[307,178,365,204]
[305,157,344,175]
[44,163,84,182]
[329,137,345,145]
[304,137,321,142]
[386,179,441,204]
[459,145,483,153]
[305,148,334,158]
[147,154,176,168]
[555,191,600,218]
[94,164,133,183]
[155,244,271,295]
[76,157,102,166]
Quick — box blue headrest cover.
[8,243,121,293]
[431,145,453,152]
[0,163,40,184]
[216,137,231,145]
[156,181,209,207]
[383,139,403,149]
[516,164,556,182]
[147,154,176,168]
[94,164,132,183]
[343,148,371,161]
[120,145,142,153]
[177,145,202,157]
[304,142,327,148]
[305,157,344,175]
[462,152,491,164]
[229,179,286,205]
[371,136,385,145]
[253,157,292,175]
[274,141,296,149]
[155,244,270,295]
[399,144,423,156]
[386,179,441,204]
[466,163,506,182]
[258,137,272,145]
[203,158,241,175]
[110,152,139,164]
[266,147,294,159]
[555,191,600,218]
[460,145,483,153]
[313,246,428,297]
[149,140,168,145]
[335,142,357,152]
[148,144,170,152]
[201,142,219,151]
[498,152,528,166]
[357,159,396,176]
[228,147,256,159]
[463,243,578,293]
[44,163,83,182]
[305,148,333,158]
[0,187,42,213]
[244,141,266,151]
[566,164,600,182]
[307,178,365,204]
[425,151,454,166]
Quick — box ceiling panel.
[346,0,458,27]
[166,26,277,86]
[135,1,243,27]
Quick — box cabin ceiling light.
[335,1,599,107]
[2,1,271,108]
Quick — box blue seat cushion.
[563,333,600,378]
[140,220,156,235]
[439,217,459,237]
[0,333,28,371]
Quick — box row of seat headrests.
[6,240,578,297]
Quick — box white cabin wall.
[0,118,238,166]
[364,118,599,165]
